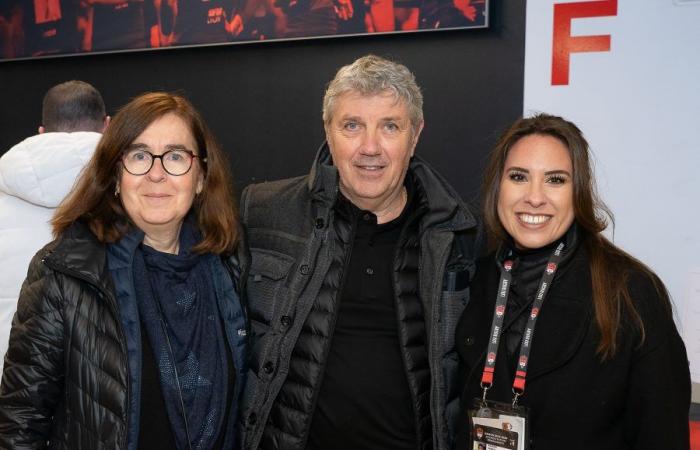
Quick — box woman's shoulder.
[39,221,108,283]
[625,265,673,324]
[624,263,664,294]
[614,257,682,352]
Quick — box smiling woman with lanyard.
[456,114,690,450]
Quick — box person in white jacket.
[0,80,108,370]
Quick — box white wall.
[523,0,700,380]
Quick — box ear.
[196,172,204,195]
[38,126,45,134]
[410,120,425,157]
[101,116,111,133]
[323,123,331,144]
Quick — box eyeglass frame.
[121,146,207,176]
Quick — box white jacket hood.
[0,131,101,208]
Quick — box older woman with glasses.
[0,92,248,450]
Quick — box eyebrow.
[339,115,406,122]
[506,166,572,177]
[126,143,193,152]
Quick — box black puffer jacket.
[0,222,129,449]
[0,221,249,450]
[239,144,479,450]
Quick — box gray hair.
[42,80,106,132]
[322,55,423,133]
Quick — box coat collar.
[105,227,145,271]
[43,221,114,290]
[524,247,592,380]
[484,247,593,384]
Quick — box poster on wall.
[0,0,488,61]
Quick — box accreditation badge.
[469,398,529,450]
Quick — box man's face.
[325,91,423,213]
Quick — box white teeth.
[519,214,550,224]
[360,166,382,170]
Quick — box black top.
[92,1,148,51]
[175,0,231,45]
[138,323,177,450]
[307,188,417,450]
[21,0,81,56]
[500,227,579,365]
[138,318,235,450]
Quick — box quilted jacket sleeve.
[0,249,66,449]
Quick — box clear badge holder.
[468,396,530,450]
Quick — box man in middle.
[239,54,478,450]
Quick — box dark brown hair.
[53,92,239,255]
[482,113,670,358]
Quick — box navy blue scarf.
[133,222,227,450]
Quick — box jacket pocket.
[439,285,470,397]
[246,248,294,325]
[246,249,294,375]
[439,286,470,350]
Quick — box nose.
[359,129,381,156]
[524,181,546,207]
[146,157,167,181]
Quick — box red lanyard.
[480,242,565,405]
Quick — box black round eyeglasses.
[122,148,205,176]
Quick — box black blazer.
[456,245,690,450]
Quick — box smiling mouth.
[517,213,551,225]
[356,165,385,171]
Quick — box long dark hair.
[482,113,671,358]
[53,92,239,255]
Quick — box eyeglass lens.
[123,149,194,176]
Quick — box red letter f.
[551,0,618,86]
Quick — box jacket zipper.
[224,255,251,336]
[391,208,426,450]
[430,234,453,450]
[298,211,358,450]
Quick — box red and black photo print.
[0,0,488,60]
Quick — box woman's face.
[497,134,575,250]
[117,113,203,240]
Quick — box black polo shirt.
[307,185,418,450]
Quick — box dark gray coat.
[239,144,479,450]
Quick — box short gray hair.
[322,55,423,133]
